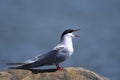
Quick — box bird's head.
[60,29,80,40]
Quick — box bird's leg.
[56,64,63,70]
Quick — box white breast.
[54,33,74,56]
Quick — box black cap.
[60,29,80,40]
[61,29,74,39]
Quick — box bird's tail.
[7,62,25,69]
[7,62,35,69]
[8,66,26,69]
[6,62,24,65]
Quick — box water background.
[0,1,120,80]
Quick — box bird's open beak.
[73,29,80,32]
[73,29,80,37]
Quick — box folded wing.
[7,47,64,69]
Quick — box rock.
[0,67,109,80]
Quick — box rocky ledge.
[0,67,109,80]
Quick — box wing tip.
[6,63,24,65]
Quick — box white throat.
[60,34,74,55]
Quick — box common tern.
[7,29,80,70]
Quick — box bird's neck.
[60,37,74,54]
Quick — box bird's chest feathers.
[54,37,74,56]
[68,46,73,53]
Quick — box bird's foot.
[57,67,64,71]
[56,64,64,71]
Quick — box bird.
[7,29,80,70]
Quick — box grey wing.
[24,53,48,64]
[25,47,63,64]
[11,47,64,69]
[41,47,69,65]
[34,47,64,65]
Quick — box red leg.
[56,64,64,70]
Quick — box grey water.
[0,0,120,80]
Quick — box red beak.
[73,29,80,37]
[73,29,80,32]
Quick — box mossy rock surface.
[0,67,109,80]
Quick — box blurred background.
[0,0,120,80]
